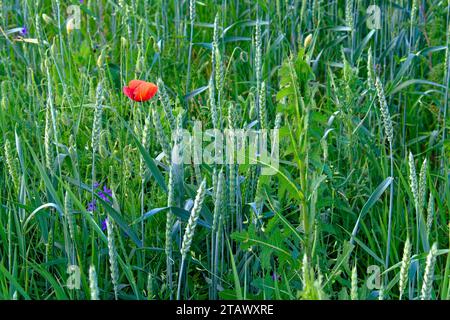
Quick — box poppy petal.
[123,86,135,100]
[134,82,158,102]
[128,80,146,90]
[123,80,158,102]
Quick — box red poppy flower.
[123,80,158,102]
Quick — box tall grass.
[0,0,448,301]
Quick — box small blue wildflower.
[20,26,27,36]
[87,182,112,211]
[101,217,108,231]
[103,186,112,197]
[87,200,97,212]
[98,185,112,203]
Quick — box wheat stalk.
[375,76,395,270]
[140,112,152,247]
[166,164,176,298]
[44,101,53,171]
[367,48,375,90]
[185,0,196,92]
[408,151,422,253]
[213,14,223,108]
[378,284,384,300]
[147,272,154,300]
[227,102,238,227]
[209,77,219,129]
[211,170,224,298]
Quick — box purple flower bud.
[101,217,108,231]
[87,200,97,212]
[20,26,27,36]
[103,186,112,197]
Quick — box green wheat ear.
[421,243,438,300]
[152,107,172,162]
[44,100,53,171]
[345,0,354,31]
[350,262,358,300]
[107,217,120,300]
[408,151,419,210]
[147,272,155,300]
[426,194,434,237]
[139,111,152,181]
[157,78,176,131]
[399,238,411,300]
[4,139,20,191]
[64,191,76,243]
[418,158,427,211]
[177,179,207,300]
[375,77,394,144]
[367,48,375,90]
[212,171,224,234]
[92,82,104,155]
[180,179,207,258]
[89,265,100,300]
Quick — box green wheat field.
[0,0,449,300]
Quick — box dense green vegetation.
[0,0,449,300]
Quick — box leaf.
[323,241,355,288]
[97,196,143,248]
[391,53,417,84]
[0,263,31,300]
[122,119,167,193]
[354,30,375,61]
[231,230,291,257]
[273,210,303,244]
[23,203,63,230]
[327,26,352,32]
[223,36,251,43]
[26,142,63,210]
[388,79,446,96]
[28,261,68,299]
[65,179,143,247]
[226,237,243,300]
[184,85,208,101]
[132,206,211,229]
[350,177,393,244]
